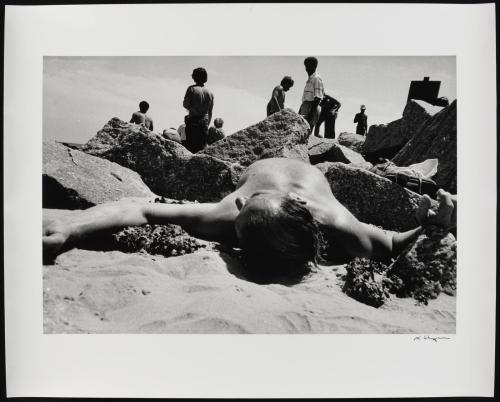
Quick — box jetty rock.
[43,140,155,209]
[200,108,310,166]
[82,118,244,202]
[392,100,457,193]
[316,162,437,232]
[337,132,365,154]
[364,100,444,161]
[308,136,371,169]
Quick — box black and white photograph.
[4,3,496,398]
[42,55,458,334]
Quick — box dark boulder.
[200,108,310,167]
[364,100,444,161]
[316,162,437,232]
[392,100,457,193]
[43,140,155,209]
[82,118,244,202]
[307,136,370,167]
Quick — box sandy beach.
[44,248,455,334]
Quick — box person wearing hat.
[354,105,368,135]
[266,76,294,117]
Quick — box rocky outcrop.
[43,140,155,209]
[316,162,436,232]
[82,118,245,202]
[364,100,444,161]
[337,132,365,153]
[392,100,457,193]
[200,108,310,166]
[341,226,456,306]
[308,136,370,168]
[386,226,456,304]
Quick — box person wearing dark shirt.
[314,94,341,139]
[130,101,154,131]
[266,76,294,117]
[207,117,225,145]
[183,67,214,153]
[354,105,368,135]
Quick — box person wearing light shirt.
[298,57,324,134]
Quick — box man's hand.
[43,218,71,264]
[416,189,457,230]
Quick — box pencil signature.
[413,335,451,342]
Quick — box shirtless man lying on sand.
[43,158,456,278]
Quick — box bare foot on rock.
[416,189,457,230]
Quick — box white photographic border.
[4,3,496,398]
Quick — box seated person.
[43,158,456,279]
[207,118,226,145]
[130,101,154,131]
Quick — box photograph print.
[42,56,457,334]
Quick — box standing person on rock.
[299,57,324,134]
[314,93,341,139]
[266,76,294,117]
[130,101,154,131]
[183,67,214,153]
[43,158,456,282]
[354,105,368,135]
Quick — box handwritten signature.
[413,335,451,342]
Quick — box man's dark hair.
[281,76,294,88]
[304,57,318,69]
[236,196,325,283]
[139,101,149,112]
[192,67,208,84]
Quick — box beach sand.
[43,248,455,334]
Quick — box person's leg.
[314,109,326,137]
[324,111,335,139]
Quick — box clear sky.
[43,56,456,143]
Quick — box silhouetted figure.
[314,94,341,139]
[354,105,368,136]
[183,67,214,153]
[298,57,324,134]
[130,101,154,131]
[266,76,294,116]
[207,117,225,145]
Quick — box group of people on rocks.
[129,57,369,154]
[267,56,369,137]
[129,67,225,153]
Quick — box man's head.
[304,57,318,76]
[281,76,294,91]
[360,104,366,113]
[214,117,224,128]
[192,67,208,85]
[234,191,324,281]
[139,101,150,113]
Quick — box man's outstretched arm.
[43,200,224,260]
[328,190,456,261]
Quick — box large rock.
[392,100,457,193]
[307,136,370,167]
[387,226,456,304]
[200,108,310,167]
[316,162,436,232]
[364,100,443,160]
[43,141,155,209]
[82,118,245,202]
[337,132,365,153]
